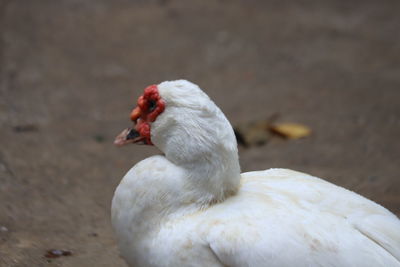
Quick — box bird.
[112,80,400,267]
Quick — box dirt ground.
[0,0,399,266]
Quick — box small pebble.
[45,249,72,258]
[93,134,105,143]
[13,124,38,132]
[0,226,8,232]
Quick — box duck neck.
[160,123,241,205]
[151,103,242,206]
[174,146,241,205]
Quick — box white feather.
[112,80,400,267]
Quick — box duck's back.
[159,169,400,267]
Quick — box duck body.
[112,80,400,267]
[112,163,400,267]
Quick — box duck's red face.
[114,85,165,146]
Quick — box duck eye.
[148,100,157,112]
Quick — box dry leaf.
[235,120,270,147]
[270,123,311,139]
[234,114,279,147]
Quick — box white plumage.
[112,80,400,267]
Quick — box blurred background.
[0,0,399,266]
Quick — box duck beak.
[114,128,146,146]
[114,106,146,146]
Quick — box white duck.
[112,80,400,267]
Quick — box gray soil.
[0,0,399,266]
